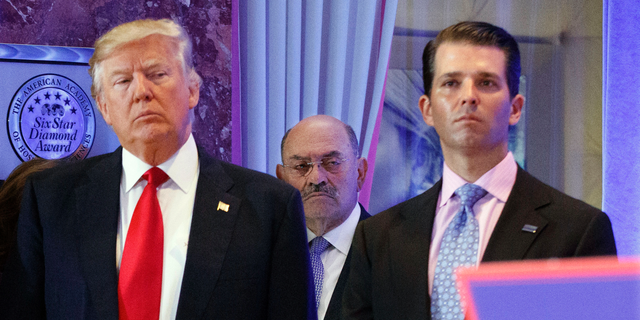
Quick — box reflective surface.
[0,43,93,64]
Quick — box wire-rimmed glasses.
[282,157,349,177]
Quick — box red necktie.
[118,167,168,320]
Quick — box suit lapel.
[482,167,550,262]
[388,181,440,318]
[324,205,371,320]
[75,149,122,319]
[176,152,241,319]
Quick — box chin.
[304,204,337,218]
[449,133,487,148]
[137,127,176,142]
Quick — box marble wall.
[0,0,233,161]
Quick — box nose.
[306,162,329,186]
[460,80,478,107]
[132,73,153,102]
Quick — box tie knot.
[143,167,169,189]
[309,236,330,255]
[455,183,487,208]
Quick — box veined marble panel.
[0,0,232,161]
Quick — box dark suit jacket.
[323,204,370,320]
[0,147,315,320]
[343,167,617,320]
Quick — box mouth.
[135,110,162,122]
[454,115,481,123]
[303,192,334,200]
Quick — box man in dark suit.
[0,19,314,320]
[277,115,370,320]
[343,21,617,320]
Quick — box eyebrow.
[106,60,169,77]
[437,71,503,81]
[106,67,132,78]
[476,71,502,79]
[288,151,344,161]
[438,71,462,79]
[142,60,171,71]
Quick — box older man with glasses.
[277,115,370,320]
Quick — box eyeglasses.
[282,157,349,177]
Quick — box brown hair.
[0,158,60,270]
[422,21,521,98]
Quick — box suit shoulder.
[28,151,117,186]
[509,168,616,256]
[362,186,438,232]
[217,161,299,196]
[548,185,602,213]
[516,169,604,217]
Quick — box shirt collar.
[306,203,361,255]
[439,152,517,207]
[122,134,199,193]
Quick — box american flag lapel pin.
[217,201,230,212]
[522,224,538,233]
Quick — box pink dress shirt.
[428,152,518,295]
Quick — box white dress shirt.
[428,152,518,295]
[306,203,361,320]
[116,134,200,320]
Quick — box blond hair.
[88,19,202,100]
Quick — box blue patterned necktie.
[431,183,487,320]
[309,236,331,310]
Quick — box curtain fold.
[285,1,302,130]
[267,0,287,177]
[236,0,398,206]
[346,1,376,142]
[244,1,268,172]
[360,0,397,165]
[301,0,324,118]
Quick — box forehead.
[102,34,180,72]
[284,121,352,158]
[434,42,507,79]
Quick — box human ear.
[419,94,434,126]
[508,94,524,126]
[356,158,368,191]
